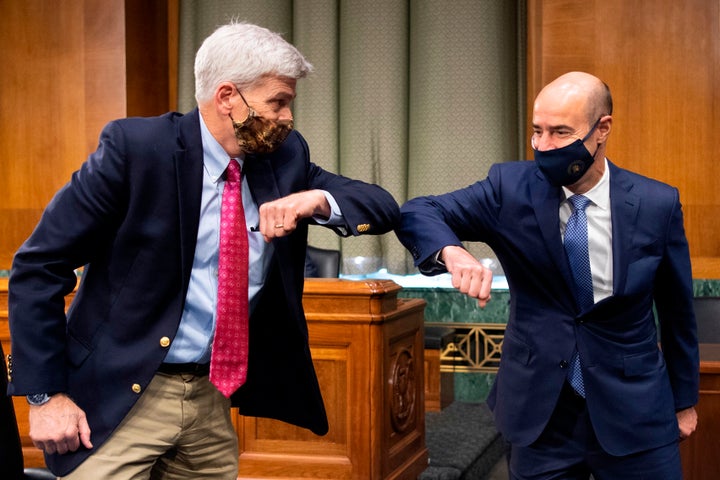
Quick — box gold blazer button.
[160,336,171,348]
[132,384,142,394]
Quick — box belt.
[157,362,210,376]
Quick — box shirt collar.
[562,158,610,211]
[199,113,244,183]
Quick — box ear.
[214,82,237,115]
[596,114,612,142]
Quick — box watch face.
[27,393,51,406]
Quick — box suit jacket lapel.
[608,161,640,296]
[243,154,289,256]
[174,109,204,292]
[243,154,297,298]
[243,154,280,206]
[530,170,577,295]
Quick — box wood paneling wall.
[3,1,719,278]
[0,0,176,269]
[527,0,720,278]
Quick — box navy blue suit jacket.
[397,160,698,456]
[8,109,400,475]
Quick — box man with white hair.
[8,21,399,479]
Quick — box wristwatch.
[26,393,52,406]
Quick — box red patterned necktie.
[210,158,249,397]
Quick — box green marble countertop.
[398,278,720,325]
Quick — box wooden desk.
[681,343,720,479]
[236,279,428,479]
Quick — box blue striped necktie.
[564,194,593,397]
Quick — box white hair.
[194,21,313,103]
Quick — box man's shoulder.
[486,160,540,186]
[489,160,537,175]
[102,110,200,150]
[609,161,678,195]
[112,110,193,130]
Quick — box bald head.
[530,72,614,191]
[536,72,613,125]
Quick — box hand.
[258,190,330,242]
[677,406,697,441]
[29,393,93,454]
[441,245,493,307]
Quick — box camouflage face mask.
[231,91,293,155]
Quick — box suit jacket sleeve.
[652,187,699,410]
[267,130,401,237]
[396,166,502,271]
[8,120,131,395]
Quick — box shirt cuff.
[418,249,448,276]
[313,190,345,226]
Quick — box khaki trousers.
[61,371,238,480]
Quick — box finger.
[477,295,492,308]
[258,217,278,240]
[450,270,463,290]
[34,440,50,453]
[55,439,70,455]
[282,208,301,231]
[478,268,494,304]
[466,266,491,299]
[78,416,93,449]
[257,204,276,237]
[65,432,80,452]
[451,269,468,292]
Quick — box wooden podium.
[235,278,429,479]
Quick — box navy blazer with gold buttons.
[8,109,400,475]
[396,160,698,457]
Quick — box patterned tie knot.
[226,159,241,184]
[568,194,590,213]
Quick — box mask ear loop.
[231,88,257,125]
[583,117,604,160]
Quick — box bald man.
[396,72,698,479]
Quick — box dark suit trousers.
[509,382,682,480]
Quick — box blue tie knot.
[568,194,591,212]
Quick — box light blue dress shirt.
[164,114,343,363]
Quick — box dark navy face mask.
[533,119,600,186]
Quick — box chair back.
[305,245,341,278]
